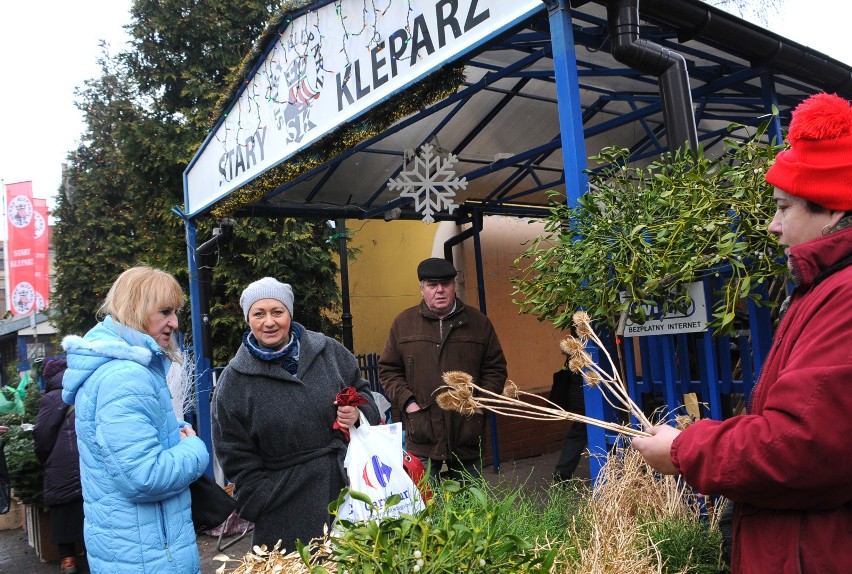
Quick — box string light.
[202,0,456,218]
[211,63,464,218]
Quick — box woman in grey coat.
[212,278,379,552]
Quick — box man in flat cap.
[379,257,507,481]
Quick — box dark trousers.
[418,455,482,482]
[554,422,587,480]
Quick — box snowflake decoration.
[387,143,467,223]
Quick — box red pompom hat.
[765,92,852,211]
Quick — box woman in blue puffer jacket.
[61,267,209,574]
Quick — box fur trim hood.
[61,315,166,406]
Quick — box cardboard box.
[0,496,25,530]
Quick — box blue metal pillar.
[547,0,589,207]
[181,213,215,476]
[700,279,723,420]
[548,0,602,479]
[470,211,502,473]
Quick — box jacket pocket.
[455,412,485,447]
[404,406,433,445]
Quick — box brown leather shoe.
[60,556,78,574]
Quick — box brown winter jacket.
[379,298,507,462]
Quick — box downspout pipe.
[195,220,235,363]
[606,0,699,153]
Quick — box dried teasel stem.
[567,312,654,431]
[436,371,651,438]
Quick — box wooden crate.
[25,504,63,562]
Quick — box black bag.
[549,366,586,415]
[189,474,236,532]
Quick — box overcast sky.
[0,0,849,208]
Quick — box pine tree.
[52,1,343,363]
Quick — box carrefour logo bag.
[336,413,425,524]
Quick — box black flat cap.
[417,257,458,280]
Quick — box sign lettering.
[185,0,544,216]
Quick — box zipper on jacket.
[159,501,173,562]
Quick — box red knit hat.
[765,92,852,211]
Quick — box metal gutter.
[624,0,852,97]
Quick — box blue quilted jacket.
[62,316,209,574]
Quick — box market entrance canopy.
[182,0,852,477]
[185,0,544,217]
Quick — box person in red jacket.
[632,92,852,574]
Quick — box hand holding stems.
[0,425,8,436]
[631,424,681,475]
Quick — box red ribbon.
[333,386,369,441]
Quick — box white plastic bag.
[337,413,425,523]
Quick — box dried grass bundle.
[214,536,336,574]
[560,444,722,574]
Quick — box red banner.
[5,181,38,314]
[33,198,50,311]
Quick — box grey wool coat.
[211,324,380,552]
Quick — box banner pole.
[1,179,9,313]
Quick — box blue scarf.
[243,323,303,375]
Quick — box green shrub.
[1,374,45,508]
[303,479,558,573]
[643,516,724,574]
[2,425,43,507]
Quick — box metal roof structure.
[184,0,852,224]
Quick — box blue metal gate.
[582,275,781,479]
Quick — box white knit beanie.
[239,277,294,321]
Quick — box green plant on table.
[300,479,558,573]
[513,120,787,336]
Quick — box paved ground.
[0,449,586,573]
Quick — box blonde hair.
[99,266,185,360]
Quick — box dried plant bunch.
[435,370,650,438]
[213,533,337,574]
[563,311,653,431]
[564,442,725,574]
[436,311,654,438]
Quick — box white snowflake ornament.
[387,143,467,223]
